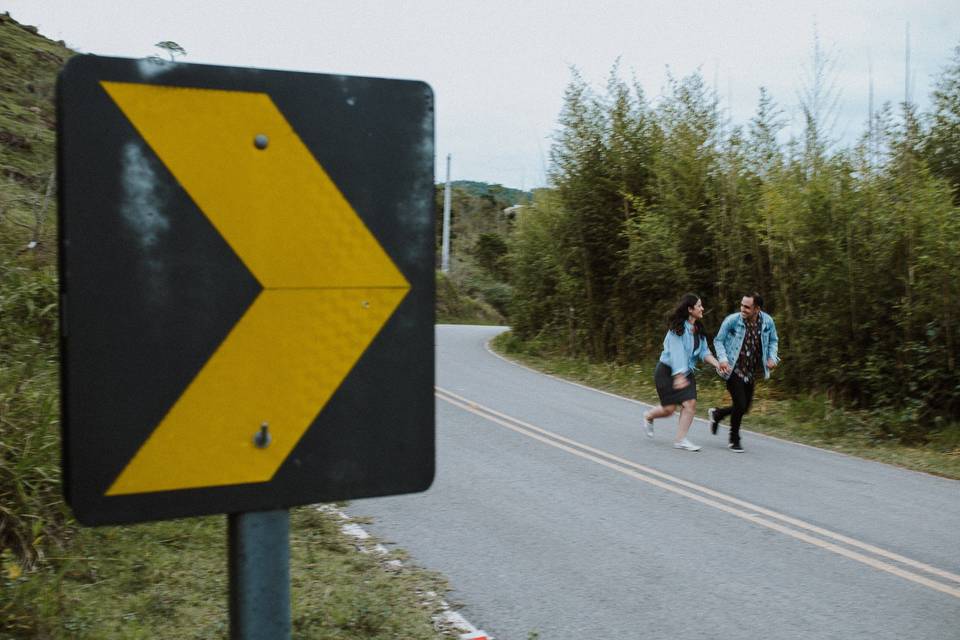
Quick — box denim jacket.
[659,321,712,376]
[714,311,779,380]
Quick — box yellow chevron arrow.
[102,82,410,495]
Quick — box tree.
[924,42,960,204]
[508,189,579,345]
[549,67,627,358]
[473,232,509,280]
[154,40,186,62]
[648,69,720,300]
[797,25,842,175]
[508,50,960,436]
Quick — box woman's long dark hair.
[668,292,704,337]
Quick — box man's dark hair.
[745,292,764,309]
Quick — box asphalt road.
[347,324,960,640]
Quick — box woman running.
[643,293,721,451]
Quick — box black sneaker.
[708,408,719,435]
[728,443,744,452]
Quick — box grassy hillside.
[0,12,63,261]
[0,9,70,575]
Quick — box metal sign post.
[228,510,291,640]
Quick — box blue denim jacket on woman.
[658,321,712,376]
[714,311,780,380]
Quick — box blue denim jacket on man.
[714,311,780,380]
[659,321,713,376]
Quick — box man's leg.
[712,398,733,424]
[726,376,753,446]
[735,380,756,446]
[711,382,736,434]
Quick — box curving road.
[347,324,960,640]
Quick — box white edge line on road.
[316,505,494,640]
[435,387,960,600]
[480,334,955,478]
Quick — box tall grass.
[0,259,64,572]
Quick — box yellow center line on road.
[435,386,960,600]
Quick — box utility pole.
[441,153,452,273]
[904,22,912,105]
[868,55,875,170]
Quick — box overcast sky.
[4,1,958,189]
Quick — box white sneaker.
[673,438,701,451]
[643,416,654,438]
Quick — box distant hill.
[447,180,531,206]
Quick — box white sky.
[4,0,958,189]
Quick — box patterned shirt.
[733,317,763,382]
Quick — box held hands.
[708,356,731,376]
[767,358,777,370]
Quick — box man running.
[709,293,780,452]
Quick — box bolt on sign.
[57,55,435,526]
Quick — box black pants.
[714,375,755,445]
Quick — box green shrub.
[927,424,960,453]
[475,280,513,316]
[435,270,503,324]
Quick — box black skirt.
[654,362,697,406]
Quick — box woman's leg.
[645,404,676,421]
[675,398,697,441]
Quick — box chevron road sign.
[58,55,435,525]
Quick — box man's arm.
[766,314,780,368]
[714,314,733,373]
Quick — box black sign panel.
[58,55,434,525]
